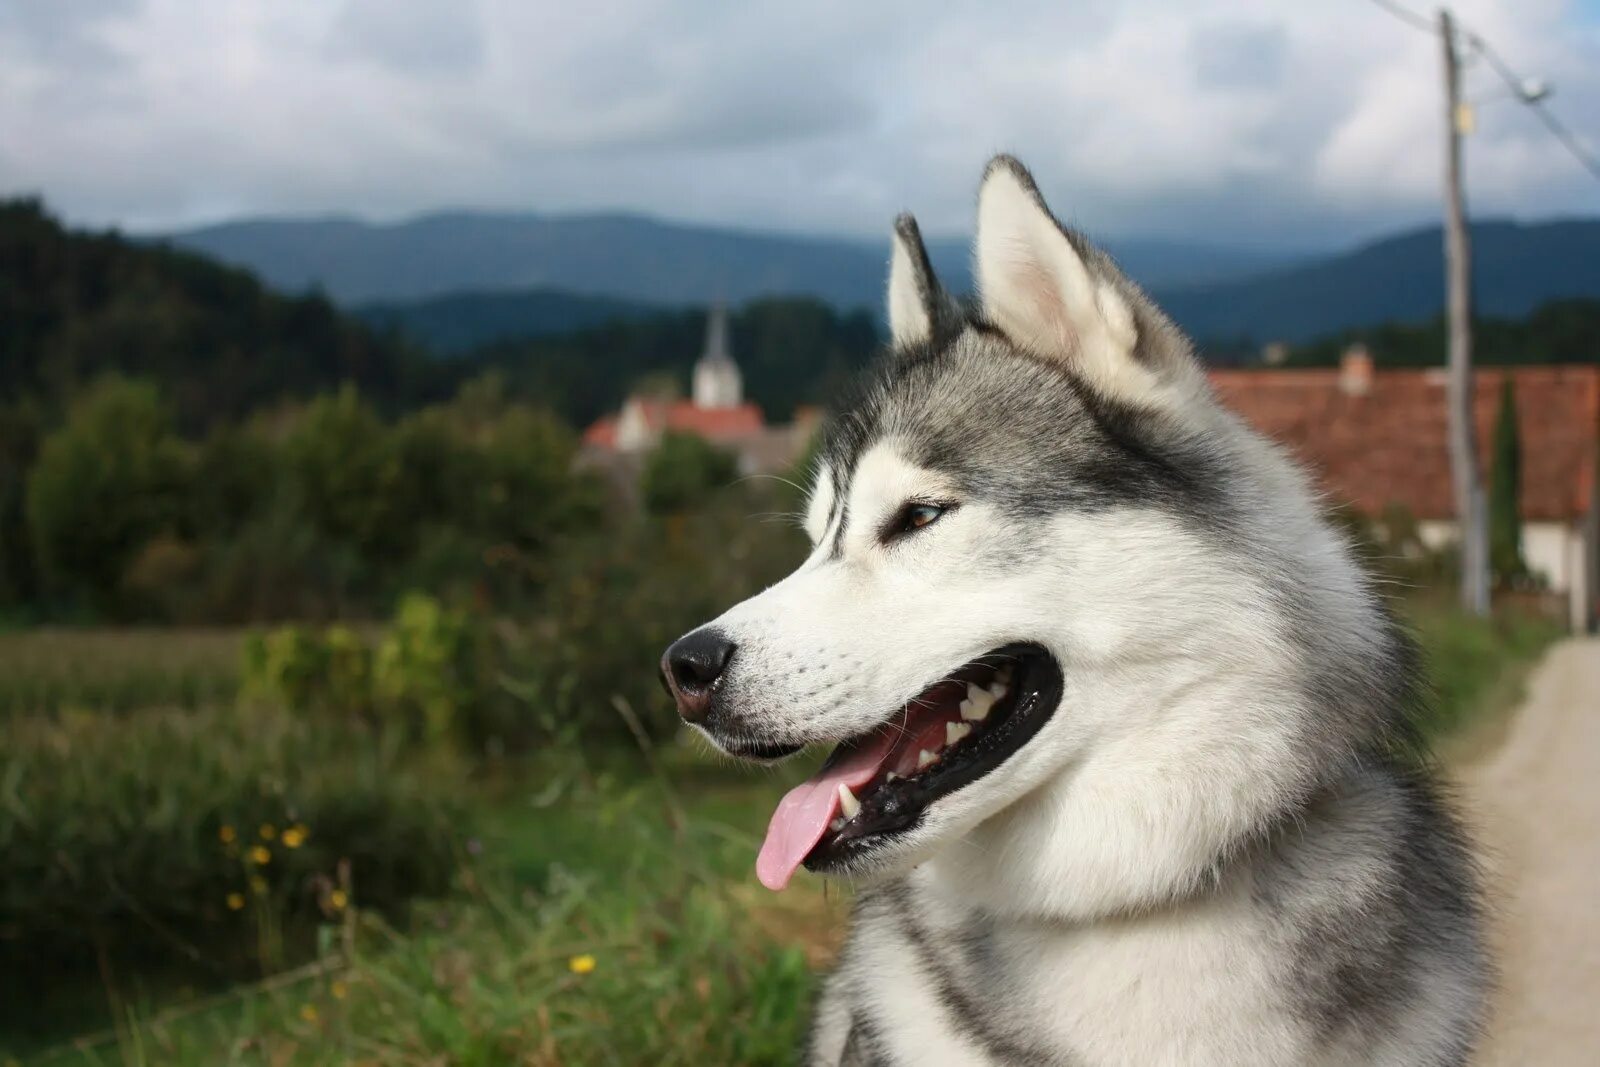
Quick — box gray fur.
[672,157,1487,1064]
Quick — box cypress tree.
[1488,379,1523,583]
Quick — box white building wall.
[1416,519,1574,590]
[1416,518,1585,626]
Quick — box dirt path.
[1454,637,1600,1065]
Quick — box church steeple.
[692,304,742,409]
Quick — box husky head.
[662,157,1405,917]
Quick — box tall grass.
[20,749,843,1066]
[0,596,1566,1064]
[0,628,244,716]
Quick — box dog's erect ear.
[886,213,952,350]
[975,155,1190,404]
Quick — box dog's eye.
[885,502,948,541]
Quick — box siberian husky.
[660,156,1486,1065]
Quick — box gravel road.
[1455,638,1600,1065]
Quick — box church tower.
[691,305,742,409]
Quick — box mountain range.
[1160,218,1600,344]
[164,211,1600,348]
[166,211,1298,310]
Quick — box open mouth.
[755,642,1063,891]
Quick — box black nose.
[661,628,737,723]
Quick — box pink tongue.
[756,730,899,891]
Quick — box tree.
[25,377,189,615]
[641,433,738,515]
[278,385,410,591]
[1488,380,1524,583]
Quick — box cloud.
[327,0,486,78]
[0,0,1595,247]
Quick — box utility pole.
[1440,8,1490,616]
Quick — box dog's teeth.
[837,784,861,819]
[962,684,995,721]
[946,721,972,747]
[886,771,902,782]
[917,748,938,770]
[830,817,846,832]
[989,680,1008,700]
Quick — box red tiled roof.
[1209,365,1600,522]
[582,416,619,448]
[582,400,765,449]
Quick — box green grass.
[0,600,1567,1065]
[1402,597,1566,743]
[16,747,842,1067]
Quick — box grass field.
[0,598,1565,1065]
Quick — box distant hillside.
[1285,298,1600,368]
[1162,219,1600,347]
[0,199,442,429]
[357,288,658,354]
[470,297,881,427]
[164,210,1298,308]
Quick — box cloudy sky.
[2,0,1597,249]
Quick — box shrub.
[640,432,739,514]
[242,624,336,714]
[373,592,500,745]
[241,594,516,752]
[0,703,463,1000]
[506,486,807,742]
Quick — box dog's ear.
[886,213,954,351]
[975,155,1193,404]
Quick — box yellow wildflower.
[218,825,236,844]
[331,980,348,1001]
[281,825,307,849]
[249,845,271,865]
[249,876,269,895]
[299,1003,319,1023]
[328,889,349,910]
[259,823,277,841]
[567,954,597,975]
[226,892,245,911]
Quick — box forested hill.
[0,200,883,430]
[468,298,881,427]
[0,199,447,429]
[1282,298,1600,367]
[1161,218,1600,345]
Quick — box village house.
[586,321,1597,629]
[1211,348,1600,631]
[582,305,818,476]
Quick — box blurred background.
[1,1,1596,1063]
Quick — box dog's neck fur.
[923,671,1320,923]
[920,408,1402,925]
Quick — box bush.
[242,594,516,752]
[373,592,503,746]
[0,703,463,1003]
[641,431,739,514]
[506,486,807,742]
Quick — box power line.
[1463,31,1600,183]
[1365,0,1433,34]
[1362,0,1600,186]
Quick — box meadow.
[0,585,1563,1066]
